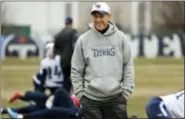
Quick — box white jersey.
[160,90,184,118]
[40,55,64,88]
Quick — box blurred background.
[1,1,184,59]
[1,1,184,118]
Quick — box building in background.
[1,2,184,59]
[1,1,184,35]
[1,2,78,36]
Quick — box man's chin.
[96,27,105,31]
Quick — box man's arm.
[32,62,47,92]
[71,37,85,100]
[54,31,63,55]
[121,34,135,100]
[72,29,79,49]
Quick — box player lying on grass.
[32,42,66,94]
[1,89,138,119]
[145,90,184,119]
[1,88,81,119]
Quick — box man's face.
[92,12,111,31]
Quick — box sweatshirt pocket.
[85,77,122,98]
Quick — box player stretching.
[145,90,184,119]
[32,42,65,94]
[1,88,81,119]
[8,42,65,106]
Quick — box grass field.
[1,57,184,118]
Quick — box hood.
[88,21,118,36]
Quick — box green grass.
[1,58,184,118]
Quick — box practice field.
[1,58,184,118]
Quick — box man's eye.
[100,16,104,18]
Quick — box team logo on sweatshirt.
[90,44,115,57]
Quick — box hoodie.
[71,21,134,101]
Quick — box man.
[145,90,184,119]
[71,2,134,119]
[2,88,81,119]
[32,42,64,94]
[54,17,78,93]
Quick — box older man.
[71,2,134,119]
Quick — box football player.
[32,42,65,94]
[145,90,184,119]
[2,88,81,118]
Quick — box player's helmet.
[45,42,54,57]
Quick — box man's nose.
[96,17,101,22]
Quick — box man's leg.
[52,88,75,109]
[80,96,103,119]
[145,97,171,119]
[8,107,81,119]
[24,107,81,119]
[101,94,128,119]
[5,105,41,114]
[20,91,48,107]
[62,66,72,93]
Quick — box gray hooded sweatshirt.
[71,21,134,101]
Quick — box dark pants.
[2,91,48,114]
[2,105,42,114]
[20,91,48,107]
[80,94,128,119]
[24,107,81,119]
[62,66,72,93]
[12,105,43,114]
[52,87,75,108]
[23,88,81,119]
[145,97,171,119]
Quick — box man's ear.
[108,14,112,19]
